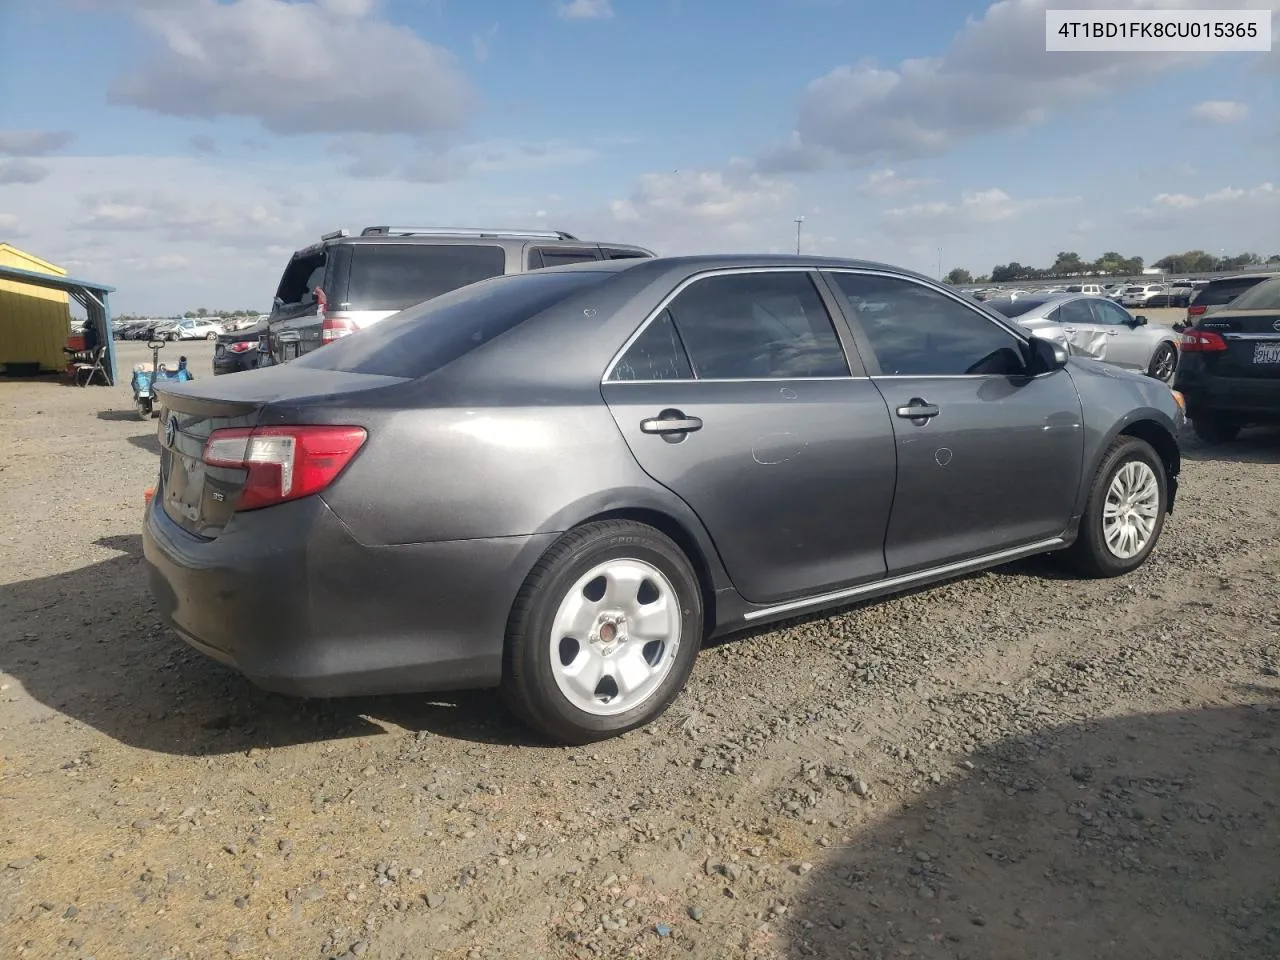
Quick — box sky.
[0,0,1277,314]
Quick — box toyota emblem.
[164,415,178,448]
[1273,318,1280,333]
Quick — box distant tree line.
[945,250,1280,286]
[182,307,263,319]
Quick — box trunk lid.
[153,365,407,538]
[1196,309,1280,380]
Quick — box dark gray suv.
[146,254,1185,744]
[264,226,654,363]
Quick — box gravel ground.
[3,337,1278,960]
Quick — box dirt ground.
[3,336,1278,960]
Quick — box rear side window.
[345,244,506,312]
[1194,276,1271,307]
[662,272,850,380]
[609,311,694,381]
[294,270,610,379]
[986,296,1049,318]
[1222,277,1280,311]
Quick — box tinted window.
[1064,285,1082,293]
[831,273,1024,377]
[602,247,651,260]
[609,310,694,381]
[530,247,601,270]
[295,271,609,379]
[345,244,506,311]
[664,272,849,380]
[986,296,1051,318]
[1057,299,1094,325]
[1089,299,1133,326]
[1207,276,1279,310]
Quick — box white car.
[1120,284,1165,307]
[1064,283,1104,296]
[165,318,225,341]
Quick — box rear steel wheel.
[502,520,703,744]
[548,559,681,717]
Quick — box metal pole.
[794,216,805,255]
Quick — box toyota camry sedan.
[144,255,1184,744]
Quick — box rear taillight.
[1179,329,1227,352]
[322,315,355,344]
[1187,304,1207,317]
[203,425,367,511]
[227,341,255,354]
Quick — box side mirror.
[1171,321,1187,333]
[1027,335,1068,374]
[1133,315,1148,326]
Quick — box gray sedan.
[144,255,1184,744]
[986,292,1181,383]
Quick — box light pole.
[937,246,944,280]
[794,215,805,255]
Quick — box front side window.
[829,272,1024,377]
[1089,299,1133,326]
[530,247,602,270]
[661,272,850,380]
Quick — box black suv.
[264,227,654,363]
[1183,272,1278,326]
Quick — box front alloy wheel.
[502,520,703,744]
[1147,343,1177,382]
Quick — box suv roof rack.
[359,226,580,241]
[320,228,349,241]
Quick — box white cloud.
[0,130,75,157]
[1130,182,1279,221]
[882,187,1078,234]
[0,213,26,238]
[860,168,935,197]
[0,160,51,185]
[109,0,476,136]
[556,0,614,19]
[1188,100,1250,123]
[758,0,1272,171]
[327,135,599,182]
[472,23,498,62]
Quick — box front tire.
[501,520,703,744]
[1064,436,1167,578]
[1147,342,1177,383]
[206,332,218,341]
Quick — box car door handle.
[640,411,703,435]
[895,400,940,420]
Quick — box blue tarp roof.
[0,263,116,295]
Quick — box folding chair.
[72,345,109,387]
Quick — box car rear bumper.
[143,490,555,697]
[1176,367,1280,418]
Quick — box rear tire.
[1191,414,1241,445]
[206,332,218,341]
[1146,342,1177,383]
[1063,435,1167,579]
[501,520,703,745]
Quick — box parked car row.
[147,247,1187,744]
[115,317,227,340]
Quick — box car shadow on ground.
[1180,425,1280,465]
[0,535,549,756]
[788,701,1280,960]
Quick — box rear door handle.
[640,410,703,435]
[895,400,940,420]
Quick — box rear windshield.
[345,244,506,312]
[275,250,326,306]
[294,270,611,379]
[1220,277,1280,312]
[986,296,1050,318]
[1193,276,1272,307]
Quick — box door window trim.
[819,267,1036,381]
[601,266,869,384]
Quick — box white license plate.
[1253,343,1280,364]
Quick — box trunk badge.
[1272,319,1280,332]
[164,416,178,448]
